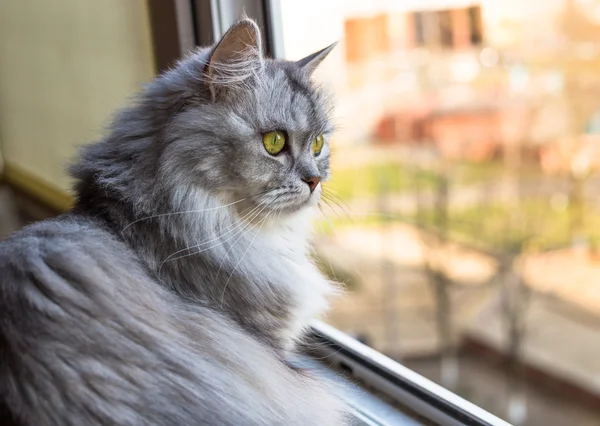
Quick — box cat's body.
[0,20,345,425]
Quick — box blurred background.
[1,1,600,425]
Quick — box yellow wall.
[0,0,155,201]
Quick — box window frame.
[147,0,284,72]
[149,2,513,424]
[308,321,512,426]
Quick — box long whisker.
[317,204,333,232]
[321,189,354,220]
[160,203,261,262]
[317,203,341,241]
[322,187,352,210]
[157,187,286,273]
[158,201,268,271]
[321,185,347,198]
[319,195,346,222]
[214,194,283,283]
[213,197,259,235]
[316,205,331,237]
[220,210,273,307]
[121,187,277,234]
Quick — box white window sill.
[303,321,513,426]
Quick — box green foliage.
[325,160,509,202]
[325,162,437,201]
[319,158,600,254]
[411,198,600,254]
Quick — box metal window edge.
[192,0,283,57]
[309,320,513,426]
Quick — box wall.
[0,0,155,207]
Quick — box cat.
[0,18,348,425]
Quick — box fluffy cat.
[0,19,347,425]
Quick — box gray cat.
[0,19,347,425]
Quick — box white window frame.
[156,2,513,424]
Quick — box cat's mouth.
[235,183,322,220]
[274,193,317,213]
[254,186,320,215]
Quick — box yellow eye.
[263,131,286,155]
[312,135,325,156]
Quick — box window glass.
[279,1,600,425]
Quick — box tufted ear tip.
[230,18,262,47]
[205,18,263,100]
[295,42,338,76]
[209,18,263,63]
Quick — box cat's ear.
[295,42,337,76]
[205,18,263,100]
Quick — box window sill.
[303,321,512,426]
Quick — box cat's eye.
[263,131,286,155]
[312,135,325,156]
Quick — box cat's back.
[0,213,131,302]
[2,211,120,255]
[0,215,134,424]
[0,212,125,265]
[0,213,143,321]
[0,216,346,425]
[0,214,148,424]
[0,215,186,425]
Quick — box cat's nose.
[302,176,321,193]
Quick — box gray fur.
[0,19,345,425]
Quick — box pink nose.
[302,176,321,193]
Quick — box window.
[468,6,483,45]
[414,12,426,47]
[344,14,390,63]
[272,2,600,426]
[409,6,483,50]
[439,10,454,48]
[181,1,600,425]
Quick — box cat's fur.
[0,19,346,425]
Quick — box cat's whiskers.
[316,205,331,239]
[317,204,340,240]
[321,185,348,202]
[213,193,284,284]
[322,192,351,215]
[157,201,269,272]
[211,201,258,242]
[159,187,286,272]
[121,187,277,234]
[317,195,346,246]
[320,188,353,223]
[319,195,344,222]
[314,206,346,286]
[219,209,274,307]
[164,201,262,261]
